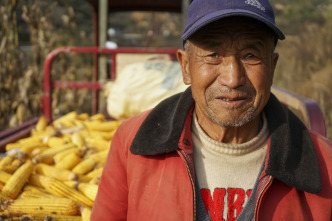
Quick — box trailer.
[0,0,327,150]
[0,1,328,220]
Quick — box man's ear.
[271,52,279,81]
[177,48,191,85]
[272,52,279,71]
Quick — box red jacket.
[91,88,332,221]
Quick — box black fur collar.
[130,87,321,193]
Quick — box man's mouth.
[221,98,231,101]
[217,96,246,102]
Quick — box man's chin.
[210,110,256,128]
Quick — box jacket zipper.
[177,150,196,221]
[253,176,273,221]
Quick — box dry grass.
[1,1,331,141]
[0,0,92,131]
[274,21,332,140]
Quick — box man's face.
[178,18,279,128]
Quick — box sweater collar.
[130,87,321,193]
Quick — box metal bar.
[0,125,36,151]
[98,0,109,113]
[0,117,39,140]
[93,6,99,115]
[42,46,179,121]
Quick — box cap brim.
[182,9,285,41]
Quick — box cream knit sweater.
[192,112,269,220]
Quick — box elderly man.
[91,0,332,220]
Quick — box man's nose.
[217,55,246,89]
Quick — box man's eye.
[208,53,219,58]
[204,53,222,64]
[243,53,261,64]
[245,53,256,59]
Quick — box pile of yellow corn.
[0,111,122,220]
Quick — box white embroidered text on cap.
[245,0,266,11]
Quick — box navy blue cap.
[182,0,285,41]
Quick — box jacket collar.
[130,87,321,194]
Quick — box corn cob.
[104,129,117,140]
[85,149,108,163]
[59,126,84,136]
[34,163,78,181]
[78,175,92,183]
[71,132,85,148]
[2,159,23,174]
[28,174,47,188]
[29,175,94,207]
[30,125,56,139]
[0,113,123,217]
[0,212,10,219]
[77,183,98,201]
[52,111,78,127]
[89,113,105,121]
[46,179,94,207]
[55,152,81,170]
[63,180,79,189]
[80,206,92,221]
[19,191,57,199]
[2,160,33,199]
[0,182,4,191]
[56,120,77,130]
[2,197,79,216]
[77,113,89,121]
[30,146,49,157]
[71,119,86,128]
[85,167,103,179]
[85,137,111,151]
[62,133,74,142]
[23,185,49,194]
[0,170,12,183]
[88,130,114,141]
[89,175,101,185]
[85,120,121,132]
[20,214,83,221]
[96,158,106,168]
[0,155,14,170]
[0,192,11,201]
[32,143,76,164]
[34,115,48,132]
[5,143,22,152]
[77,129,89,139]
[17,136,42,145]
[72,158,96,175]
[47,137,68,148]
[78,167,103,183]
[53,147,84,164]
[19,143,48,155]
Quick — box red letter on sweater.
[201,188,226,221]
[227,188,245,221]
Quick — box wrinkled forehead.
[188,17,276,48]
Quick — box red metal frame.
[0,117,39,149]
[41,46,179,122]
